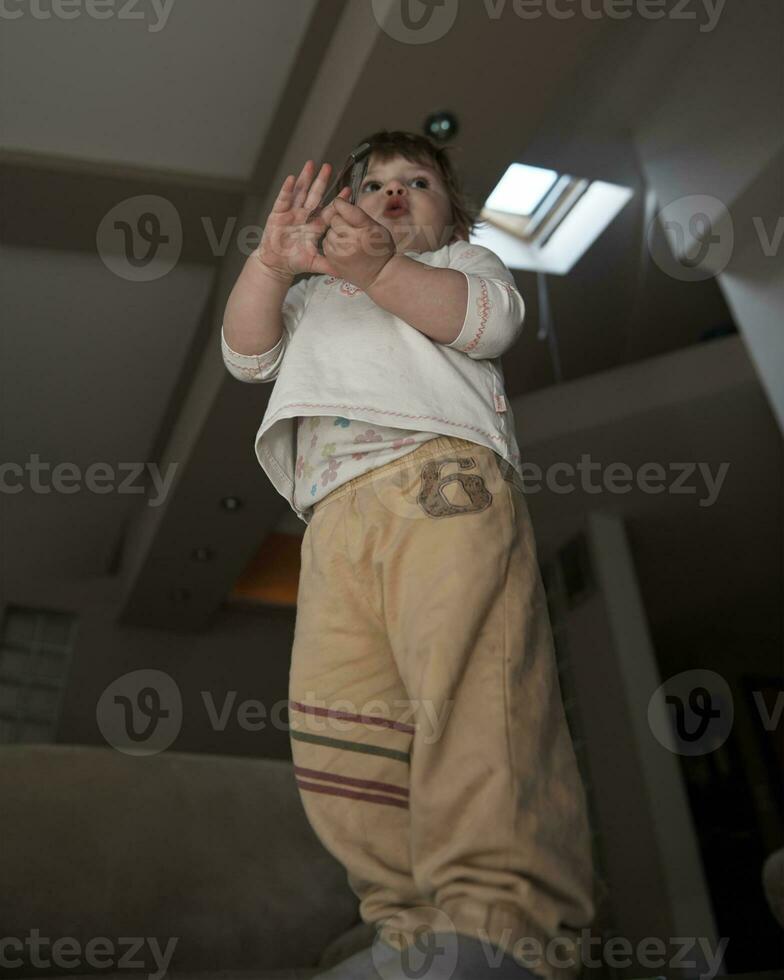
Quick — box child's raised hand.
[253,160,347,281]
[318,197,397,291]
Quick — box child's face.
[355,152,456,253]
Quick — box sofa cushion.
[18,973,321,980]
[28,974,321,980]
[0,745,360,975]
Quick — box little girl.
[221,131,595,980]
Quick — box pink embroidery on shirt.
[228,364,261,381]
[339,280,363,297]
[462,277,491,353]
[392,436,416,450]
[222,340,280,380]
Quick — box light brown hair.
[338,129,485,244]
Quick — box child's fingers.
[329,196,368,226]
[290,160,316,210]
[270,174,295,214]
[310,256,338,277]
[319,187,353,225]
[327,213,351,232]
[302,162,333,213]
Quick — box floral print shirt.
[293,416,440,513]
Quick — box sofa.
[0,744,377,978]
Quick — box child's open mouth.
[384,202,409,217]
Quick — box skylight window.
[476,161,634,275]
[484,163,558,217]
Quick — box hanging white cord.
[624,183,656,363]
[536,271,563,384]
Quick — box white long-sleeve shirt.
[221,239,527,524]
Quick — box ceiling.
[1,0,773,632]
[1,0,317,181]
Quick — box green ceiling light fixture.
[423,110,458,143]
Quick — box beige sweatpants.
[289,435,595,980]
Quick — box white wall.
[633,0,784,432]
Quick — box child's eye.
[361,176,430,192]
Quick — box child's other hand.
[253,160,341,281]
[318,196,396,291]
